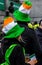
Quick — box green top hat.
[4,24,25,38]
[13,0,32,22]
[13,10,31,23]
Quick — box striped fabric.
[19,1,32,14]
[3,17,14,27]
[19,5,31,14]
[2,17,17,34]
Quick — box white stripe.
[2,21,17,34]
[31,56,36,60]
[19,5,31,14]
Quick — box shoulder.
[10,45,23,54]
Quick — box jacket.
[1,38,30,65]
[17,21,42,61]
[35,27,42,52]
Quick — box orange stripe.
[3,17,14,27]
[22,3,32,9]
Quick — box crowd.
[0,0,42,65]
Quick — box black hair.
[34,21,37,25]
[39,19,42,25]
[17,21,28,26]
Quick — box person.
[0,11,10,63]
[1,16,31,65]
[13,0,42,64]
[2,17,26,54]
[13,0,33,54]
[8,2,14,14]
[35,20,42,65]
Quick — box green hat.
[13,0,32,22]
[4,24,25,38]
[13,10,31,22]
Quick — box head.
[14,0,32,23]
[34,21,37,25]
[10,2,13,6]
[2,17,25,39]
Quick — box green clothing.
[1,44,25,65]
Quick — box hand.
[28,59,37,65]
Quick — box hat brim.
[13,10,31,22]
[4,25,25,38]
